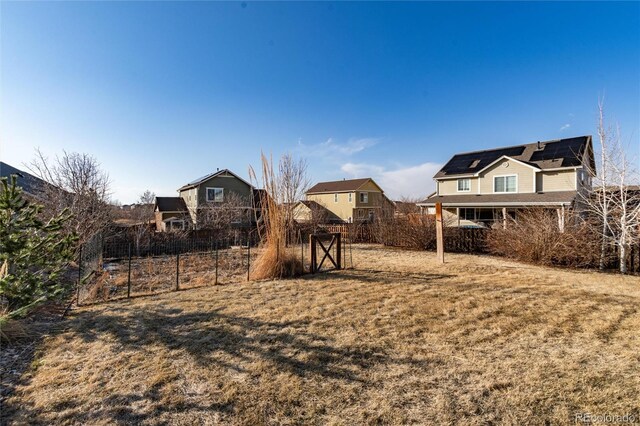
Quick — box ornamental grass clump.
[249,154,304,280]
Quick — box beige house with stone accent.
[417,136,596,228]
[299,178,394,223]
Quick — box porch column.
[557,205,566,233]
[456,208,460,227]
[502,207,507,229]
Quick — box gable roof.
[434,136,594,179]
[155,197,188,212]
[306,178,382,194]
[0,162,48,196]
[178,169,253,191]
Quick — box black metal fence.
[76,233,356,306]
[77,236,260,305]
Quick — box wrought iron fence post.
[77,246,82,306]
[176,253,180,291]
[215,241,219,285]
[247,236,251,281]
[127,243,132,298]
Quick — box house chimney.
[537,141,541,150]
[217,167,219,171]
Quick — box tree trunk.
[599,220,608,270]
[619,241,628,274]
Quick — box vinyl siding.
[355,190,384,207]
[536,169,576,192]
[358,180,383,192]
[438,178,478,195]
[479,158,535,193]
[306,193,355,222]
[198,176,252,205]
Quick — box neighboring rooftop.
[178,169,253,191]
[434,136,594,178]
[0,161,48,196]
[307,178,376,194]
[418,191,578,206]
[155,197,188,212]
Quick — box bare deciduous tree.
[279,154,310,243]
[27,149,112,246]
[130,190,156,255]
[197,191,250,239]
[579,98,640,273]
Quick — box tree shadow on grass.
[68,306,391,382]
[6,303,420,424]
[306,269,455,286]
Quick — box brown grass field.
[2,245,639,425]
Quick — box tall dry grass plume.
[249,153,303,280]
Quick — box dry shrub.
[375,214,436,250]
[486,209,602,268]
[249,154,303,280]
[0,318,28,342]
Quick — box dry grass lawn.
[3,245,640,425]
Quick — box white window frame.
[334,193,338,203]
[359,192,368,203]
[457,178,471,192]
[206,187,224,202]
[169,219,185,230]
[348,193,352,203]
[493,175,518,193]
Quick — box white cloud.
[296,137,378,158]
[560,123,571,131]
[340,161,442,200]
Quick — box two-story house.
[155,169,262,231]
[298,178,394,223]
[417,136,596,227]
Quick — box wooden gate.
[310,232,342,273]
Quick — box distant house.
[417,136,596,227]
[154,168,263,232]
[0,162,48,198]
[292,200,339,224]
[304,178,394,223]
[154,197,190,232]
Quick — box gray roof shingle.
[155,197,188,212]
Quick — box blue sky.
[2,1,639,202]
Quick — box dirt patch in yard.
[2,245,639,425]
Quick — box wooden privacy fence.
[319,223,377,243]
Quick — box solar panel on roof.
[186,172,218,185]
[530,137,585,166]
[441,146,526,175]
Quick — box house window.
[334,194,338,203]
[359,192,368,203]
[348,193,352,203]
[169,220,185,230]
[206,187,224,202]
[494,175,517,193]
[457,178,471,192]
[358,209,364,218]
